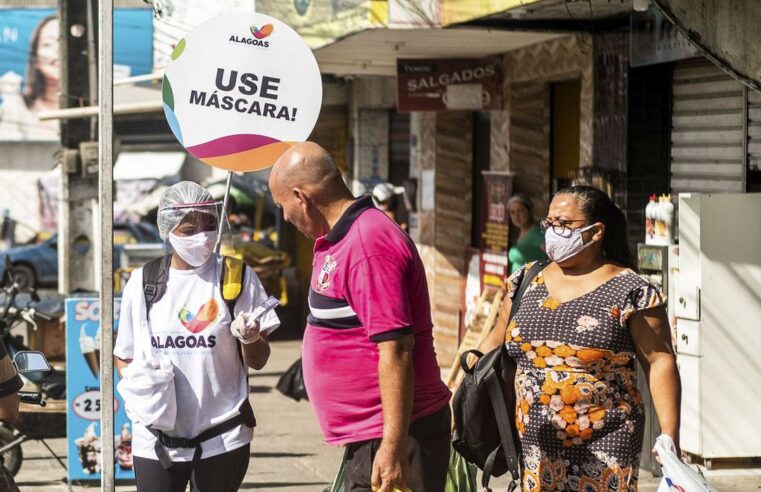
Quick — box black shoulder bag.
[452,260,548,491]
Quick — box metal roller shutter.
[748,89,761,172]
[670,60,745,194]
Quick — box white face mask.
[545,224,596,263]
[168,231,216,267]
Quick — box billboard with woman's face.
[0,8,153,141]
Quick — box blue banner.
[0,8,153,140]
[65,298,134,482]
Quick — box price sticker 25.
[72,390,119,421]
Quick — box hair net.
[157,181,220,239]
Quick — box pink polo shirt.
[302,195,451,445]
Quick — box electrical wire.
[563,0,594,49]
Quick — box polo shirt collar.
[325,195,374,243]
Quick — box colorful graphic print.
[504,263,665,491]
[315,255,337,293]
[250,23,274,39]
[178,299,220,334]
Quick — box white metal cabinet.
[674,193,761,460]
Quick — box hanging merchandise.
[661,194,674,244]
[645,194,657,244]
[645,194,674,246]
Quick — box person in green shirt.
[507,193,547,273]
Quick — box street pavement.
[13,340,761,491]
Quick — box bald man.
[270,143,451,492]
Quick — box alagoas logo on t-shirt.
[151,299,220,350]
[315,255,337,293]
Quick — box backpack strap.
[220,256,245,315]
[501,260,549,339]
[143,255,172,322]
[483,260,548,490]
[219,256,248,368]
[483,367,520,488]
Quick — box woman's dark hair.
[23,15,57,109]
[555,185,637,271]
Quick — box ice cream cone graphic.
[80,326,99,378]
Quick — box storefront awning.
[113,151,186,181]
[315,27,564,76]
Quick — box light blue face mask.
[544,224,596,263]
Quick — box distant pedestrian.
[269,142,451,492]
[507,193,547,273]
[479,185,681,491]
[372,182,408,232]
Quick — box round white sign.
[162,13,322,172]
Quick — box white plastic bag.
[117,351,177,431]
[655,434,718,492]
[116,316,177,431]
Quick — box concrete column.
[348,76,395,194]
[58,154,98,293]
[490,110,509,172]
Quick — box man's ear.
[293,187,309,207]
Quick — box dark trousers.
[345,405,451,492]
[133,443,250,492]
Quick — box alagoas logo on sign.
[251,24,273,39]
[229,23,274,48]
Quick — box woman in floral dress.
[480,186,681,491]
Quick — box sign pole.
[98,0,115,489]
[214,171,234,255]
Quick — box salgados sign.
[162,12,322,172]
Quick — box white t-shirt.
[114,255,280,461]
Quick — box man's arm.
[0,352,23,424]
[372,334,415,492]
[0,393,19,424]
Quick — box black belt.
[147,400,256,470]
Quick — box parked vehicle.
[0,222,162,290]
[0,256,64,399]
[0,257,66,477]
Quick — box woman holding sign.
[115,182,280,492]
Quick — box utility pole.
[59,0,98,294]
[60,0,115,489]
[98,0,115,487]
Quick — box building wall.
[509,82,552,215]
[506,35,594,164]
[592,31,630,207]
[489,33,634,212]
[348,77,396,193]
[411,111,473,366]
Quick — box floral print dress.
[505,262,665,492]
